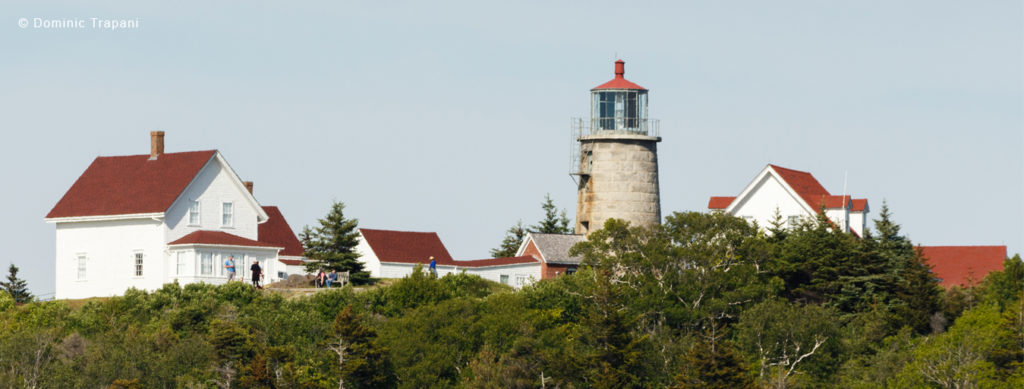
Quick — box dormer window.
[222,202,233,227]
[189,200,201,225]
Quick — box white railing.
[570,117,660,175]
[571,117,660,137]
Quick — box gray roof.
[526,233,586,265]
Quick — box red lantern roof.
[592,60,647,91]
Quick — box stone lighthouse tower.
[572,60,661,235]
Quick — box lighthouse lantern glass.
[591,90,648,133]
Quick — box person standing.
[429,256,437,278]
[251,260,262,288]
[224,255,236,282]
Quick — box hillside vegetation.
[1,209,1022,388]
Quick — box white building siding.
[354,236,382,277]
[850,211,866,237]
[167,246,281,285]
[462,263,542,288]
[165,157,261,243]
[377,262,542,289]
[825,208,850,233]
[55,219,165,299]
[278,256,309,279]
[730,175,808,229]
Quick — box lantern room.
[590,60,649,134]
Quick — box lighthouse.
[571,60,662,235]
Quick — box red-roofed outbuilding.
[356,228,541,288]
[919,246,1007,288]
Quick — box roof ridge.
[94,149,218,159]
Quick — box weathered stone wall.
[575,134,661,235]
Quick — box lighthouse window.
[597,92,616,129]
[625,92,638,127]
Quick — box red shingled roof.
[769,165,834,209]
[919,246,1007,288]
[168,230,282,249]
[709,166,860,211]
[454,256,539,267]
[47,150,217,219]
[592,60,647,90]
[359,228,455,265]
[258,206,305,256]
[851,199,868,212]
[708,196,736,209]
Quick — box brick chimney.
[244,181,254,194]
[149,131,165,160]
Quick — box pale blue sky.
[2,1,1021,298]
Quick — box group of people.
[315,269,340,288]
[223,255,355,290]
[223,255,264,289]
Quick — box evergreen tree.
[767,207,788,243]
[872,202,941,334]
[582,266,650,388]
[331,306,395,389]
[301,201,370,284]
[675,326,755,389]
[490,220,527,258]
[0,264,31,303]
[531,193,573,234]
[491,194,573,258]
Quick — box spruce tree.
[872,201,941,334]
[331,306,394,388]
[531,193,573,234]
[0,264,31,303]
[675,327,755,389]
[490,194,573,258]
[302,201,371,285]
[490,220,527,258]
[767,207,788,243]
[584,268,649,388]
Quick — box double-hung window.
[176,252,186,275]
[201,252,213,275]
[76,254,87,281]
[134,252,144,276]
[189,200,201,225]
[222,202,234,227]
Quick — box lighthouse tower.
[572,60,662,235]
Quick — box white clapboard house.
[708,164,869,236]
[45,132,307,299]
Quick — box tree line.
[1,204,1022,388]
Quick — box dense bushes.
[1,210,1021,387]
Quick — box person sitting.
[316,270,326,288]
[327,269,338,287]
